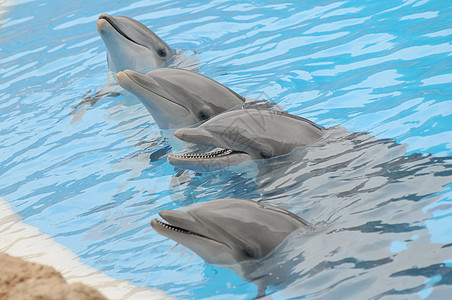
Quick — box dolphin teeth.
[170,149,235,160]
[156,219,216,241]
[157,219,192,235]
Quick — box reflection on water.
[261,128,452,298]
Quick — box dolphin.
[116,68,245,129]
[167,109,323,172]
[151,198,310,297]
[151,198,309,265]
[96,14,173,74]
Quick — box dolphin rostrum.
[96,14,173,74]
[116,68,245,129]
[167,109,323,171]
[151,198,309,265]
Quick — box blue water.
[1,0,452,299]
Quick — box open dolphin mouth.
[152,219,201,236]
[166,148,251,172]
[151,217,225,245]
[168,149,246,160]
[167,148,251,172]
[166,127,253,171]
[98,14,144,47]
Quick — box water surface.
[0,0,451,299]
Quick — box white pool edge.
[0,196,173,300]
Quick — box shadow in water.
[68,87,121,124]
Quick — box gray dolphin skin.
[151,198,309,266]
[96,14,173,74]
[116,68,245,129]
[167,109,323,172]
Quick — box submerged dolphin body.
[116,68,245,129]
[96,14,173,74]
[167,109,323,171]
[151,198,310,295]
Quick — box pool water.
[1,0,451,299]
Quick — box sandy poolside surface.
[0,196,172,300]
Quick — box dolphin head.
[151,198,309,265]
[96,14,173,74]
[167,109,323,172]
[116,68,245,129]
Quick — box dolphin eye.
[242,246,259,260]
[198,112,209,120]
[259,152,271,159]
[157,48,167,57]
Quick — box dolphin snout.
[97,14,114,33]
[96,19,107,32]
[116,71,132,89]
[117,69,160,92]
[117,70,141,89]
[116,71,128,82]
[98,13,112,20]
[174,128,188,141]
[173,128,202,143]
[174,127,219,147]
